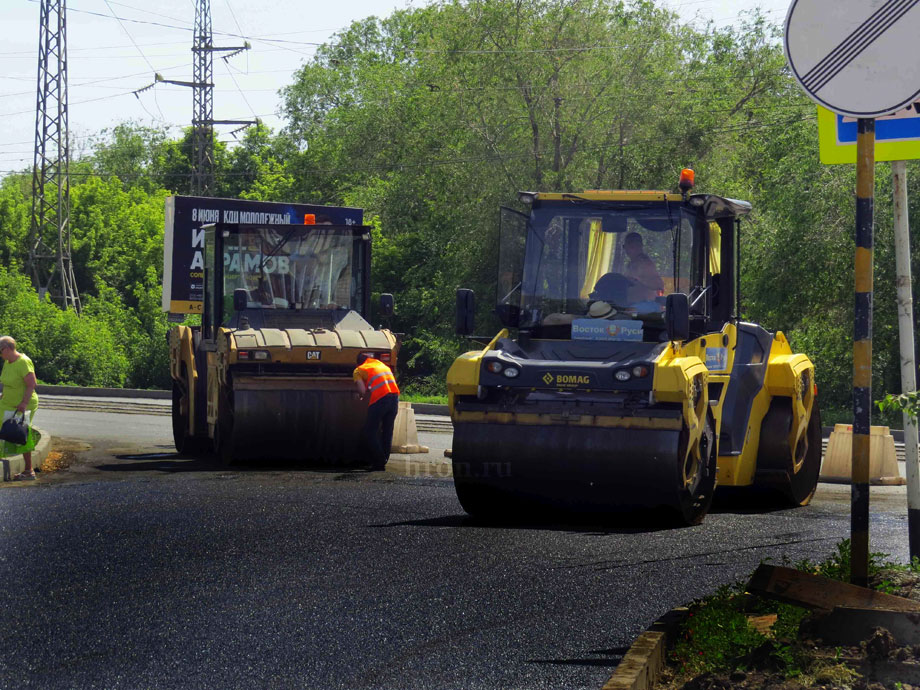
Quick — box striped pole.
[892,160,920,561]
[852,117,875,587]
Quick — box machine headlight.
[631,364,650,378]
[502,367,520,379]
[614,369,632,382]
[487,361,504,374]
[239,350,270,361]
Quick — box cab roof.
[521,190,752,220]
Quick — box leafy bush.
[878,390,920,422]
[0,266,129,386]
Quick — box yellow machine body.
[167,220,398,464]
[447,189,821,523]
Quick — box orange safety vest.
[356,358,400,406]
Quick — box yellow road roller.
[169,220,398,464]
[448,172,820,524]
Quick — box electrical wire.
[219,0,258,121]
[102,0,168,121]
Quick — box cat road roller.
[169,219,398,464]
[448,171,821,524]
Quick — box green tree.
[0,173,31,269]
[279,1,820,389]
[0,266,129,386]
[223,123,296,200]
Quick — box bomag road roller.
[448,170,821,525]
[169,219,398,464]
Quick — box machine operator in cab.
[353,353,400,471]
[623,232,663,302]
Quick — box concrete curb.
[0,427,52,482]
[601,607,688,690]
[410,402,449,416]
[34,384,170,400]
[28,385,452,415]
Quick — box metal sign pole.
[892,159,920,561]
[784,0,920,582]
[852,117,875,587]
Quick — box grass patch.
[667,539,920,684]
[670,582,810,677]
[401,393,448,405]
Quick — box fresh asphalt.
[0,403,913,689]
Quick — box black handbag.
[0,413,28,446]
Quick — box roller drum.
[224,378,367,463]
[452,422,687,513]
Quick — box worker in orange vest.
[353,353,400,470]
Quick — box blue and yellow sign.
[818,104,920,164]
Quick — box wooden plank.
[746,613,778,636]
[747,564,920,613]
[810,606,920,645]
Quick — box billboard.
[162,196,363,314]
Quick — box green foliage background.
[2,0,919,411]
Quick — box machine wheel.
[673,414,717,526]
[781,400,822,507]
[453,475,513,521]
[172,374,211,456]
[757,398,823,507]
[171,381,189,453]
[214,397,236,467]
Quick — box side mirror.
[233,288,248,312]
[665,293,690,342]
[379,293,394,318]
[456,288,475,335]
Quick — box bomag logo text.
[557,375,590,384]
[544,373,591,386]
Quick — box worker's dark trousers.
[363,393,399,467]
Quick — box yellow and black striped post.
[852,117,875,587]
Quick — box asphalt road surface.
[0,402,913,689]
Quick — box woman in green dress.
[0,336,39,480]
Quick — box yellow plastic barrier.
[820,424,906,485]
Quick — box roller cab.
[449,181,820,524]
[169,220,398,464]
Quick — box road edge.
[601,606,688,690]
[28,385,455,416]
[0,427,52,482]
[34,384,171,399]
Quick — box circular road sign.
[785,0,920,118]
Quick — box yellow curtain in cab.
[580,219,615,299]
[709,221,721,275]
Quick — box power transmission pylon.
[157,0,252,196]
[28,0,80,311]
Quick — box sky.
[0,0,794,178]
